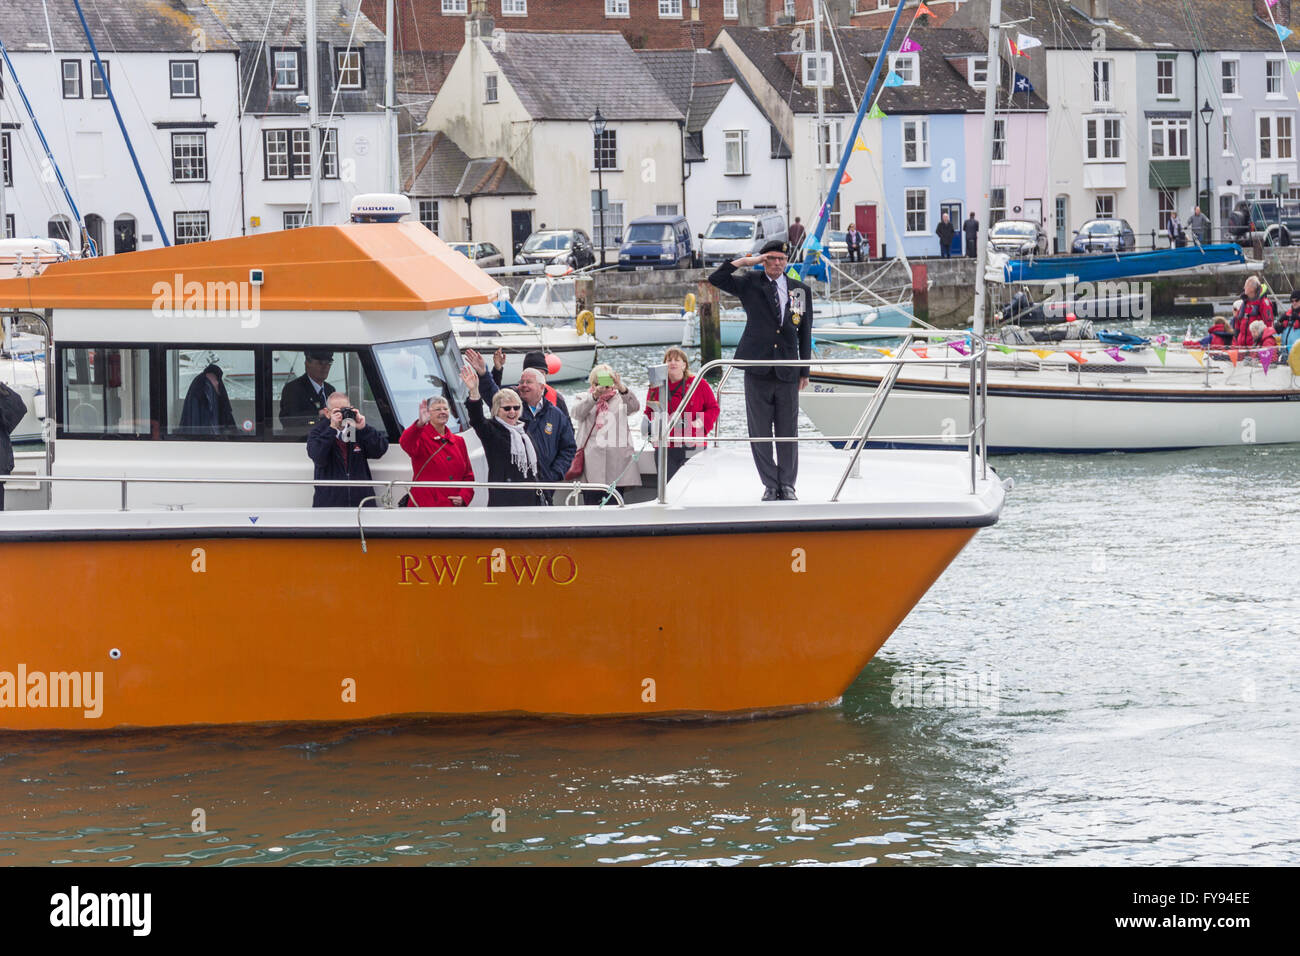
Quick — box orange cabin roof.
[0,222,502,312]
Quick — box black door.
[511,210,533,261]
[114,218,137,254]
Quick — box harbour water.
[1,335,1297,867]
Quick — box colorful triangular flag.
[868,103,887,119]
[884,71,905,87]
[1260,347,1275,373]
[1104,347,1124,362]
[839,172,853,185]
[1277,24,1293,42]
[1154,345,1168,365]
[1008,39,1029,58]
[994,343,1014,354]
[1290,60,1300,74]
[1229,348,1239,366]
[853,136,869,152]
[900,37,922,54]
[1066,350,1086,364]
[1188,349,1205,366]
[1016,33,1043,51]
[916,2,935,17]
[876,348,893,358]
[912,345,928,358]
[1032,349,1053,360]
[950,342,970,356]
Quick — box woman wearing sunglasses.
[460,364,546,506]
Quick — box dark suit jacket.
[709,261,814,382]
[279,375,334,430]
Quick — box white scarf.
[496,415,538,477]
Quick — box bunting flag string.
[853,136,870,152]
[912,345,928,358]
[916,2,935,18]
[1290,60,1300,74]
[1066,350,1086,364]
[1188,349,1206,366]
[884,71,906,87]
[1032,349,1054,359]
[993,343,1015,354]
[1261,348,1275,373]
[900,37,922,53]
[1015,33,1043,51]
[868,103,888,119]
[1278,24,1293,42]
[1104,347,1125,362]
[1154,345,1168,366]
[1229,348,1239,366]
[840,172,853,185]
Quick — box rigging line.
[0,96,74,232]
[305,0,366,220]
[39,0,86,227]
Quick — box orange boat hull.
[0,527,975,730]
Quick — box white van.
[698,209,788,268]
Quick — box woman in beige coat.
[569,363,640,504]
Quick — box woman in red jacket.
[399,396,475,507]
[644,347,721,482]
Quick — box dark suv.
[515,229,597,271]
[1227,200,1293,246]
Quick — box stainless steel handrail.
[832,334,915,501]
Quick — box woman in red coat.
[399,396,475,507]
[644,347,721,482]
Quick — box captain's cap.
[304,349,335,362]
[759,240,788,256]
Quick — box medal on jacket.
[790,287,805,326]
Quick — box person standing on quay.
[1187,206,1210,245]
[963,213,979,258]
[709,240,813,501]
[935,214,955,258]
[787,217,806,254]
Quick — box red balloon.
[1065,312,1077,322]
[545,353,562,376]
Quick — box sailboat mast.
[813,0,827,231]
[306,0,324,225]
[385,0,398,193]
[971,0,1002,338]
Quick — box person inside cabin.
[459,365,546,507]
[306,391,389,508]
[279,349,336,431]
[399,395,475,507]
[1276,290,1300,356]
[644,347,720,483]
[569,363,640,505]
[177,364,237,436]
[1233,277,1275,347]
[1198,316,1235,348]
[469,347,568,415]
[0,380,28,512]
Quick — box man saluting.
[709,239,813,501]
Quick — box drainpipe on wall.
[235,49,247,236]
[678,119,687,222]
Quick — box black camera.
[341,407,358,422]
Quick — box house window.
[484,72,498,104]
[901,118,929,166]
[283,211,311,230]
[827,192,841,231]
[418,199,438,234]
[658,0,682,16]
[1259,113,1294,160]
[335,49,363,90]
[784,0,796,15]
[605,0,629,14]
[62,60,82,99]
[1,132,10,187]
[91,60,109,99]
[1222,112,1233,154]
[990,188,1007,225]
[889,53,919,86]
[502,0,527,13]
[264,130,290,179]
[1158,188,1177,230]
[802,52,833,87]
[263,129,336,179]
[1092,59,1113,104]
[1148,117,1190,159]
[1156,57,1175,99]
[723,0,738,17]
[442,0,467,12]
[816,120,842,167]
[1267,58,1285,97]
[1221,58,1239,97]
[905,188,928,234]
[174,211,210,244]
[590,189,624,247]
[1095,193,1116,218]
[320,129,339,179]
[272,50,301,90]
[992,118,1007,162]
[716,200,741,213]
[291,129,312,178]
[170,60,199,98]
[171,133,208,182]
[969,56,993,87]
[593,129,617,170]
[724,129,749,175]
[1085,116,1123,160]
[655,204,679,216]
[4,215,13,239]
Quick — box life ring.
[1290,345,1300,375]
[683,292,696,313]
[576,309,596,337]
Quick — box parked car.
[515,229,597,270]
[1071,218,1136,253]
[988,219,1049,256]
[1227,200,1293,246]
[448,241,505,270]
[698,209,788,267]
[617,215,694,270]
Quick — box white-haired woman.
[399,395,475,507]
[460,364,544,506]
[570,363,640,504]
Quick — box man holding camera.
[307,392,389,507]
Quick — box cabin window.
[59,347,153,437]
[270,348,384,438]
[373,335,466,433]
[165,349,259,439]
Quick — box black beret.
[759,240,788,256]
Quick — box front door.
[940,202,963,255]
[856,203,878,259]
[1023,198,1043,228]
[1055,195,1069,253]
[113,217,137,254]
[510,210,533,261]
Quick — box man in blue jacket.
[477,364,575,502]
[307,392,390,507]
[709,239,813,500]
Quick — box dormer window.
[802,52,833,87]
[271,49,301,90]
[969,56,1001,88]
[889,53,919,86]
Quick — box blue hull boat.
[1002,244,1247,284]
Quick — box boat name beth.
[398,551,578,586]
[0,665,104,718]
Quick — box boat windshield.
[373,334,466,431]
[521,233,570,253]
[626,224,674,243]
[705,221,755,240]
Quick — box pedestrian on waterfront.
[306,392,389,508]
[471,347,568,415]
[569,363,640,504]
[1167,212,1185,248]
[178,364,237,436]
[459,365,546,507]
[1187,205,1210,244]
[473,358,575,501]
[1233,276,1275,346]
[788,217,806,253]
[708,239,813,501]
[644,347,720,483]
[963,213,980,258]
[280,348,336,432]
[845,223,863,262]
[0,380,27,511]
[399,395,475,507]
[936,214,955,258]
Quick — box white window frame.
[1222,109,1233,155]
[484,71,498,104]
[441,0,467,13]
[90,59,109,99]
[2,132,12,188]
[1092,58,1114,105]
[590,191,624,247]
[723,128,750,175]
[816,119,843,168]
[658,0,683,18]
[1157,188,1177,230]
[171,132,208,183]
[283,211,312,230]
[501,0,528,15]
[716,200,741,213]
[62,60,82,99]
[174,211,210,245]
[901,118,929,167]
[1155,56,1176,99]
[655,204,680,216]
[904,187,929,236]
[593,129,618,171]
[335,49,363,90]
[992,118,1007,163]
[1095,193,1116,218]
[889,52,919,86]
[990,187,1007,225]
[802,51,833,87]
[1258,111,1295,161]
[605,0,629,16]
[1221,56,1240,99]
[723,0,738,18]
[1266,57,1286,99]
[969,56,1000,88]
[1148,117,1190,160]
[272,50,300,90]
[170,60,198,98]
[418,199,438,234]
[1085,115,1124,162]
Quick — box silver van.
[698,209,788,268]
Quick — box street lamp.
[588,107,607,267]
[1200,98,1215,239]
